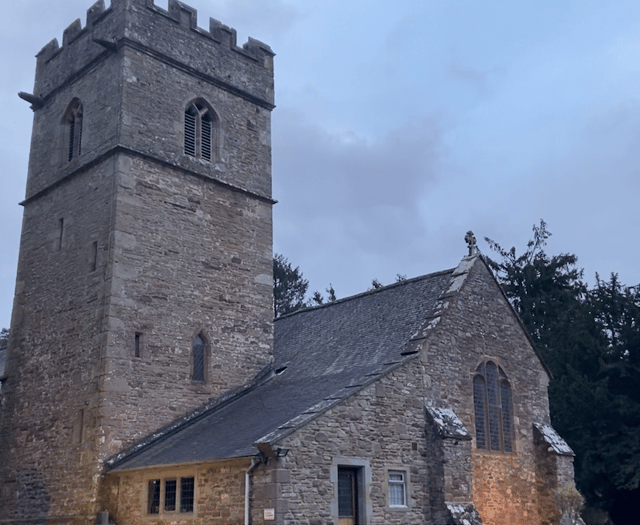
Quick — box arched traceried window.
[473,360,514,452]
[63,99,83,161]
[192,333,205,382]
[184,100,217,161]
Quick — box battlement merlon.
[32,0,275,107]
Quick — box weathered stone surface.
[0,1,274,522]
[0,2,576,524]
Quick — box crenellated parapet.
[32,0,274,106]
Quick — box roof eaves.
[106,363,276,470]
[106,456,255,475]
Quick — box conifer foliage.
[486,221,639,524]
[273,254,309,318]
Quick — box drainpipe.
[245,456,261,525]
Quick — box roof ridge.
[275,267,456,320]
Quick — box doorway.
[338,467,360,525]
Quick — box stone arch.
[473,359,514,452]
[184,98,220,162]
[62,98,83,161]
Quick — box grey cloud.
[272,107,449,296]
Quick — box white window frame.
[388,470,407,508]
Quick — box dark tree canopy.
[486,220,640,523]
[273,254,309,318]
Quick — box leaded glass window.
[146,476,195,515]
[164,479,177,512]
[473,360,514,452]
[180,477,195,513]
[147,479,160,514]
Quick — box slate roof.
[108,267,456,471]
[534,422,575,456]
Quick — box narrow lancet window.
[64,99,83,161]
[192,333,205,382]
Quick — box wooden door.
[338,467,358,525]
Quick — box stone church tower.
[0,0,275,522]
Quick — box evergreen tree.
[273,254,309,318]
[486,221,640,523]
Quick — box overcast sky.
[2,0,640,329]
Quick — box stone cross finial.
[465,231,479,256]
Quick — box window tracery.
[184,100,217,161]
[473,360,513,452]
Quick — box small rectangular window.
[58,218,64,251]
[180,477,195,513]
[388,471,406,507]
[164,479,177,512]
[148,480,160,514]
[147,476,195,516]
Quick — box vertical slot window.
[192,333,205,382]
[134,332,142,358]
[58,218,64,251]
[72,408,85,444]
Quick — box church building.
[0,1,575,524]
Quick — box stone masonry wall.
[241,258,568,525]
[271,361,434,525]
[1,0,275,522]
[100,152,273,456]
[1,158,117,522]
[27,0,274,200]
[97,257,571,525]
[421,259,558,525]
[106,459,251,525]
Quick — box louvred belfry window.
[473,360,514,452]
[64,99,83,161]
[184,101,216,161]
